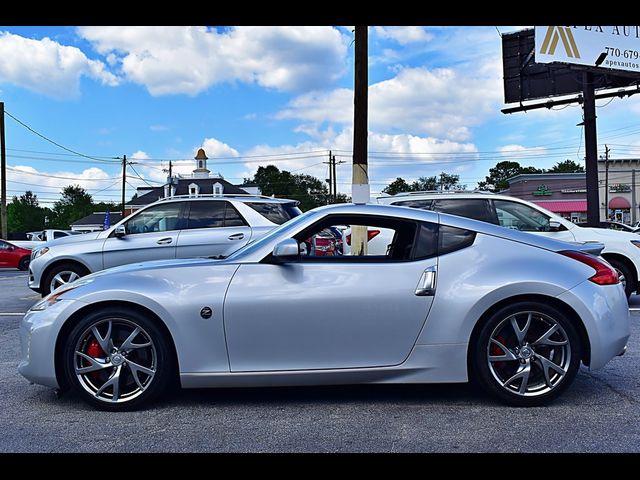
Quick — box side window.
[245,202,301,225]
[431,199,496,223]
[53,231,66,239]
[413,222,438,259]
[290,215,419,261]
[186,201,225,229]
[224,204,248,227]
[439,226,476,255]
[125,202,184,235]
[493,200,550,232]
[0,241,9,250]
[391,199,434,210]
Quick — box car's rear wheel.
[62,307,175,411]
[472,302,581,407]
[606,258,634,298]
[42,263,87,296]
[18,256,30,271]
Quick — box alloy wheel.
[49,270,80,293]
[487,310,571,397]
[73,318,157,404]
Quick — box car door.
[102,202,186,269]
[175,201,252,258]
[223,215,438,372]
[0,241,10,267]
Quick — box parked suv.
[378,191,640,297]
[29,195,301,296]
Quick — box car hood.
[45,231,102,247]
[573,225,640,242]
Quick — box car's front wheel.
[62,307,175,411]
[42,263,87,296]
[18,256,30,271]
[606,258,634,299]
[472,302,582,407]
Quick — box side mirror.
[114,225,127,238]
[272,238,300,259]
[549,220,562,232]
[8,245,15,252]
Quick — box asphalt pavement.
[0,268,639,452]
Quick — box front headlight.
[30,286,76,311]
[32,247,49,259]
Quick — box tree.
[437,172,465,191]
[245,165,339,211]
[383,178,411,195]
[49,185,94,228]
[7,191,51,233]
[548,159,584,173]
[477,161,544,192]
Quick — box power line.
[3,110,118,164]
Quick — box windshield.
[225,212,314,260]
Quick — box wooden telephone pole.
[351,25,369,255]
[0,102,7,239]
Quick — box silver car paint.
[19,204,630,390]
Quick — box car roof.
[152,194,299,205]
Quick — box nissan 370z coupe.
[19,204,630,410]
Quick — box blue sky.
[1,25,640,206]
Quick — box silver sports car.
[18,204,630,410]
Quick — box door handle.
[157,237,173,245]
[228,233,245,240]
[415,266,437,296]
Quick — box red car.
[0,240,31,271]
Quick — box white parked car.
[378,191,640,298]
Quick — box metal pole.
[0,102,7,239]
[351,25,369,255]
[633,169,637,225]
[583,72,600,227]
[121,154,127,217]
[604,145,609,221]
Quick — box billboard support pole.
[583,72,600,227]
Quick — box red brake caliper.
[85,339,104,381]
[491,335,507,369]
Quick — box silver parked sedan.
[19,204,629,410]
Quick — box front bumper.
[18,299,82,388]
[558,281,630,369]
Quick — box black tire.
[471,301,582,407]
[606,258,635,299]
[41,262,88,297]
[18,256,30,271]
[62,307,176,411]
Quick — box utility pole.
[351,25,369,255]
[325,151,334,203]
[0,102,6,239]
[332,152,337,202]
[583,72,600,227]
[604,145,610,222]
[121,154,127,217]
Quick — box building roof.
[125,178,249,207]
[532,200,587,213]
[71,212,124,226]
[507,172,586,184]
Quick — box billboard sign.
[535,26,640,73]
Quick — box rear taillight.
[345,229,380,246]
[559,250,619,285]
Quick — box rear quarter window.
[432,199,497,224]
[246,202,302,225]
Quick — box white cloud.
[374,26,434,45]
[130,150,150,160]
[498,144,548,163]
[276,64,502,141]
[201,138,239,158]
[77,26,348,95]
[0,31,118,98]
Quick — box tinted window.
[53,231,67,239]
[391,199,433,209]
[439,226,476,255]
[432,199,496,223]
[246,202,302,225]
[0,241,9,250]
[125,202,184,234]
[493,200,550,232]
[187,201,225,229]
[224,204,247,227]
[413,222,438,259]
